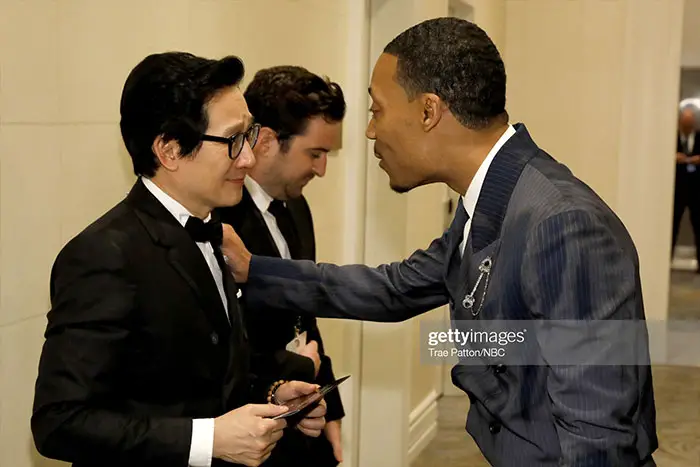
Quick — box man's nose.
[313,154,327,177]
[366,119,376,140]
[236,141,256,169]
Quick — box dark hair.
[244,66,346,151]
[120,52,245,177]
[384,17,507,130]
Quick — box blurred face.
[258,116,340,200]
[172,86,256,215]
[680,109,696,136]
[366,53,436,193]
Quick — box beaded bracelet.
[267,379,287,404]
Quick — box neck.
[440,123,509,195]
[149,173,211,219]
[248,168,281,200]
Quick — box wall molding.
[407,390,440,464]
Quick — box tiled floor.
[412,271,700,467]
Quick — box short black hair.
[120,52,245,177]
[384,17,507,130]
[244,66,345,151]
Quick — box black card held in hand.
[272,375,351,425]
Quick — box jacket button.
[489,422,501,434]
[210,332,219,345]
[493,364,506,374]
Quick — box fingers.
[221,223,240,240]
[297,400,327,437]
[248,403,289,418]
[333,444,344,463]
[269,426,285,444]
[284,380,320,397]
[306,400,327,419]
[267,418,287,434]
[297,416,326,438]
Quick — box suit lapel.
[127,181,231,336]
[238,188,283,258]
[286,196,315,261]
[450,124,539,320]
[470,124,538,254]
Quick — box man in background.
[32,52,326,467]
[217,65,345,466]
[672,107,700,270]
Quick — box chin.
[218,187,243,208]
[388,175,418,194]
[389,183,413,194]
[285,187,305,200]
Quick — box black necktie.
[268,200,301,259]
[184,216,223,248]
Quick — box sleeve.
[188,419,214,467]
[31,233,193,466]
[245,230,452,323]
[521,209,648,466]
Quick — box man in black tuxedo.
[672,107,700,270]
[31,52,326,467]
[217,66,345,466]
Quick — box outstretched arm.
[222,224,451,322]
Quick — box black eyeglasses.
[200,123,261,160]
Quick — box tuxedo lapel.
[127,181,231,336]
[237,188,283,258]
[286,196,315,261]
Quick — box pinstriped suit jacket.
[242,123,658,466]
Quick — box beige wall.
[0,1,352,466]
[682,0,700,67]
[471,0,506,54]
[504,0,683,322]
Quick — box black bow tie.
[184,216,223,247]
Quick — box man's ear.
[421,93,444,132]
[152,135,182,172]
[255,127,280,158]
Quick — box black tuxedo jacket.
[32,180,275,467]
[217,188,344,422]
[677,130,700,156]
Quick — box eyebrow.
[309,146,331,153]
[221,114,253,137]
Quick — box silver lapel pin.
[462,257,493,317]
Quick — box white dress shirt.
[460,125,516,256]
[141,177,224,467]
[244,176,292,259]
[681,132,696,154]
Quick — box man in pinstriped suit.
[222,18,657,466]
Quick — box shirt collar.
[141,177,210,226]
[244,176,276,213]
[461,124,516,219]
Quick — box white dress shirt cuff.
[188,418,215,467]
